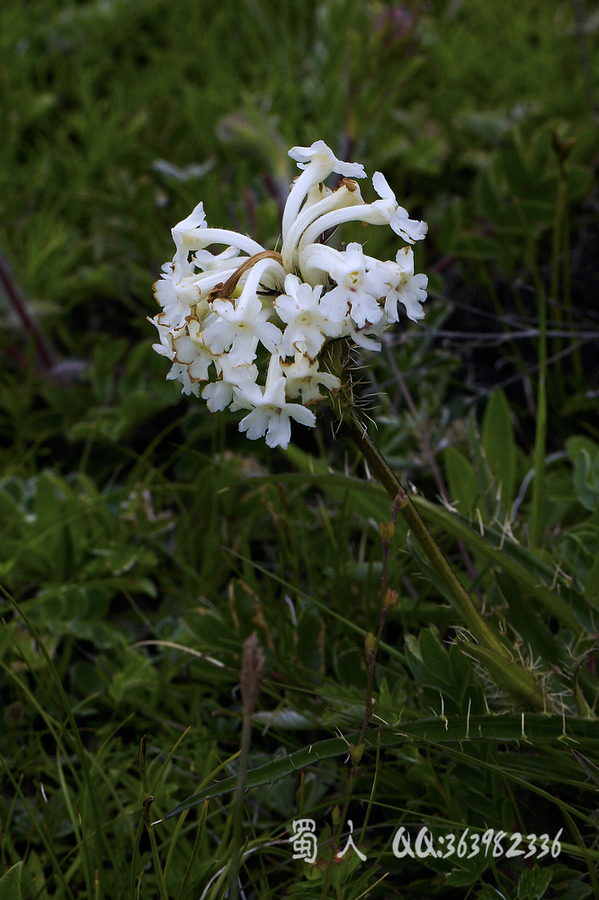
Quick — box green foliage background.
[1,0,598,898]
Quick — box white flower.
[150,315,176,361]
[235,357,316,449]
[275,274,342,359]
[380,247,428,323]
[173,203,264,260]
[346,319,383,352]
[371,172,428,244]
[282,140,366,241]
[203,294,277,366]
[282,352,341,405]
[202,356,259,412]
[173,200,207,235]
[288,140,366,177]
[203,258,283,365]
[171,321,213,382]
[153,265,193,329]
[151,139,429,448]
[192,244,241,274]
[169,201,209,286]
[166,361,201,396]
[295,172,427,254]
[301,243,388,329]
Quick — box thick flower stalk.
[150,140,427,448]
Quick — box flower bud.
[379,521,395,543]
[384,588,398,609]
[349,742,364,766]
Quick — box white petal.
[265,414,292,449]
[239,408,269,441]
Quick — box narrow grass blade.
[160,714,598,820]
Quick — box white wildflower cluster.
[151,140,428,449]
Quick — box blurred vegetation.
[1,0,598,898]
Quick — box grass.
[1,0,599,898]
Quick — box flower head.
[151,140,428,449]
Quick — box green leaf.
[454,109,511,144]
[405,630,456,699]
[462,644,547,709]
[444,446,482,516]
[477,888,507,900]
[159,715,599,820]
[482,390,516,514]
[411,496,593,635]
[417,628,454,691]
[499,140,529,195]
[571,750,599,790]
[497,574,562,666]
[0,861,23,900]
[497,199,554,233]
[571,449,599,512]
[566,165,593,202]
[445,863,486,887]
[91,338,128,402]
[528,126,552,180]
[467,413,496,521]
[476,168,500,221]
[583,552,599,601]
[518,866,552,900]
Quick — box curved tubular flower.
[282,140,366,242]
[235,357,317,450]
[193,244,242,273]
[176,225,265,259]
[370,172,428,243]
[280,179,364,273]
[296,173,427,256]
[171,201,207,275]
[173,200,207,235]
[212,250,286,302]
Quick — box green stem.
[139,737,169,900]
[341,409,550,712]
[343,410,509,659]
[528,247,547,549]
